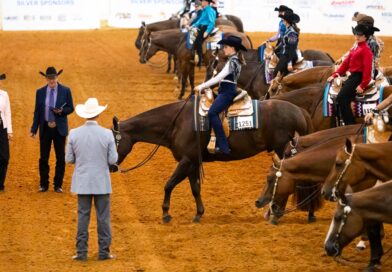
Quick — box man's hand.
[52,108,63,115]
[356,85,364,94]
[30,132,36,138]
[8,133,12,141]
[203,32,208,38]
[364,112,374,123]
[287,64,293,72]
[327,76,335,82]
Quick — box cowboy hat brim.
[75,104,107,119]
[39,69,63,78]
[218,39,247,51]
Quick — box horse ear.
[271,152,281,166]
[345,138,353,153]
[113,116,119,131]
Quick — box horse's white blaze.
[356,240,366,250]
[325,218,336,245]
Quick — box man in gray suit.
[65,98,118,261]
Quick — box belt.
[46,121,57,128]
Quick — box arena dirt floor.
[0,28,391,272]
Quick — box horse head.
[321,139,366,201]
[139,33,153,64]
[324,196,364,257]
[135,21,147,49]
[111,116,134,172]
[267,72,283,97]
[255,152,287,224]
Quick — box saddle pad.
[323,83,384,117]
[194,96,260,131]
[206,32,223,50]
[199,92,253,117]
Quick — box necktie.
[48,89,55,122]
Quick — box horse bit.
[331,144,356,201]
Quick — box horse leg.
[308,207,316,223]
[366,222,383,270]
[188,165,204,223]
[189,64,195,96]
[173,55,178,74]
[167,53,172,73]
[162,159,193,223]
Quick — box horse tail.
[246,35,253,49]
[325,52,335,63]
[300,108,314,134]
[292,182,323,212]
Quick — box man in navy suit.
[30,67,74,193]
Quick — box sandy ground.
[0,29,391,272]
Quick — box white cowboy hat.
[75,98,107,119]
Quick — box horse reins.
[112,94,193,173]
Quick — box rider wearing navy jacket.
[194,35,247,155]
[273,11,300,77]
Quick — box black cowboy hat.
[201,0,213,3]
[274,5,293,13]
[280,11,300,24]
[218,35,247,51]
[39,66,63,78]
[352,24,372,36]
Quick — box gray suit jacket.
[66,121,118,194]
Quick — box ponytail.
[292,23,300,34]
[237,50,246,66]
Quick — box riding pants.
[208,83,237,153]
[0,124,9,190]
[336,72,362,125]
[194,25,207,66]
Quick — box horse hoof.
[162,215,172,223]
[308,215,317,223]
[365,263,382,272]
[269,217,279,225]
[192,216,201,223]
[177,95,183,100]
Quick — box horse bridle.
[332,198,352,254]
[111,124,122,149]
[331,144,356,201]
[269,159,284,216]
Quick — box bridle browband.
[331,144,356,201]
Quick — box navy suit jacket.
[31,83,74,138]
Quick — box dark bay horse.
[111,98,312,223]
[324,181,392,270]
[255,133,364,225]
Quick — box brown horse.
[271,85,392,131]
[324,181,392,270]
[135,20,180,73]
[255,133,364,225]
[267,66,334,96]
[110,98,312,223]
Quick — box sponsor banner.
[108,0,183,28]
[2,0,100,30]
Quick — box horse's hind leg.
[189,65,195,96]
[188,165,204,223]
[162,159,193,223]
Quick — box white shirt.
[0,89,12,134]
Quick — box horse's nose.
[140,58,146,64]
[255,197,269,208]
[325,240,340,257]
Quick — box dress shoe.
[38,187,48,192]
[72,255,87,261]
[54,187,63,193]
[98,254,115,261]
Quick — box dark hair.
[237,51,246,66]
[292,23,300,34]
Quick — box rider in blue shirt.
[267,5,293,57]
[191,0,216,67]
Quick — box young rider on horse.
[273,11,300,78]
[327,24,373,125]
[194,35,247,154]
[191,0,216,67]
[352,13,382,79]
[266,5,293,57]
